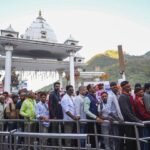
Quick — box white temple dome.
[24,11,57,43]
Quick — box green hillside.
[86,50,118,71]
[37,50,150,91]
[86,50,150,85]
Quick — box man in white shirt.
[61,85,79,148]
[75,86,87,120]
[75,86,87,147]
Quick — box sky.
[1,0,150,90]
[1,0,150,60]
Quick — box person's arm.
[74,97,81,118]
[136,100,150,120]
[143,94,150,112]
[20,101,28,117]
[110,95,124,121]
[119,96,141,122]
[49,93,57,119]
[84,97,97,119]
[84,97,103,123]
[16,103,20,119]
[5,104,10,119]
[36,104,42,119]
[61,97,78,120]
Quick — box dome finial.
[39,10,42,17]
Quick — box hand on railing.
[73,116,80,121]
[96,117,103,123]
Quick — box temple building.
[0,11,104,93]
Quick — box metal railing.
[0,119,149,150]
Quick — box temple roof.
[24,11,57,43]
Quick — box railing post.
[94,122,99,149]
[86,135,91,150]
[86,144,91,150]
[134,125,141,150]
[58,121,62,150]
[34,141,38,150]
[9,129,17,150]
[76,120,81,150]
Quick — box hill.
[37,50,150,91]
[86,50,150,85]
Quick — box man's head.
[54,82,60,92]
[134,83,142,89]
[78,86,87,96]
[11,94,18,104]
[98,83,104,90]
[40,92,47,103]
[26,91,35,99]
[120,81,131,93]
[19,92,26,101]
[144,83,150,93]
[3,91,9,98]
[87,84,96,94]
[101,91,108,103]
[66,85,74,96]
[110,82,118,94]
[134,87,144,97]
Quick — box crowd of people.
[0,81,150,150]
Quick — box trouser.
[87,122,101,148]
[124,125,137,150]
[50,122,60,146]
[18,122,25,144]
[101,124,111,150]
[64,122,75,149]
[118,125,126,150]
[0,123,4,150]
[39,125,49,150]
[24,123,36,147]
[111,124,120,150]
[139,126,150,150]
[80,123,87,147]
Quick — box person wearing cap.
[118,81,142,150]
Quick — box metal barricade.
[12,132,88,150]
[0,119,150,150]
